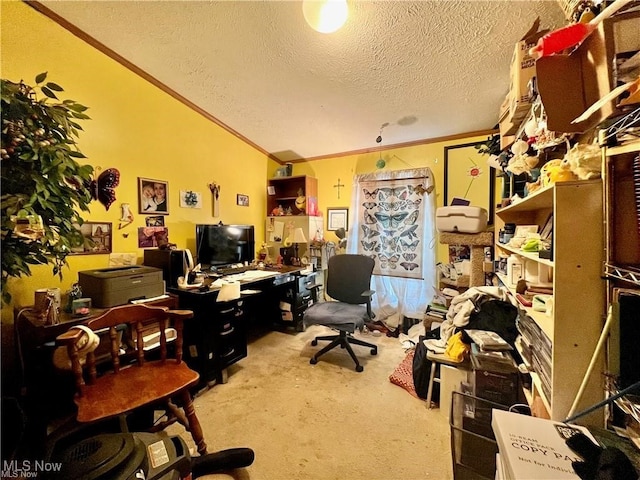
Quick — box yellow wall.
[1,2,492,322]
[1,2,269,320]
[272,137,491,263]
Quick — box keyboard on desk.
[215,265,254,275]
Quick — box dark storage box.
[471,351,520,407]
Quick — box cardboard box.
[536,12,640,133]
[508,18,548,123]
[498,95,517,149]
[498,94,517,138]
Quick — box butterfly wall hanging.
[89,167,120,211]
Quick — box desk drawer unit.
[176,292,248,385]
[278,272,318,331]
[215,300,247,369]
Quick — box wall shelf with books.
[495,179,604,423]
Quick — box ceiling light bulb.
[303,0,348,34]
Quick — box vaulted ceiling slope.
[37,1,566,161]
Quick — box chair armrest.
[166,310,193,364]
[167,309,194,321]
[360,290,375,320]
[55,329,84,346]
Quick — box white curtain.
[346,168,437,325]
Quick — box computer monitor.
[195,224,255,269]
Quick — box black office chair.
[303,254,377,372]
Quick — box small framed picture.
[70,222,112,254]
[180,190,202,208]
[237,194,249,207]
[145,216,165,227]
[138,226,169,248]
[327,207,349,231]
[71,298,92,317]
[138,177,169,215]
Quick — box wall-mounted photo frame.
[444,141,495,225]
[237,194,249,207]
[70,222,112,254]
[327,207,349,231]
[137,226,169,248]
[179,190,202,209]
[145,216,165,227]
[138,177,169,215]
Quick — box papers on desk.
[241,289,262,295]
[131,294,170,304]
[217,281,240,302]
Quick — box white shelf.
[495,243,554,267]
[530,372,552,414]
[496,272,554,339]
[604,140,640,157]
[515,339,551,413]
[495,180,604,422]
[496,183,553,214]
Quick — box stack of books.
[492,409,597,479]
[517,313,552,400]
[465,329,512,352]
[425,302,448,325]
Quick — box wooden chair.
[56,303,207,454]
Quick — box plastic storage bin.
[449,392,509,480]
[436,206,488,233]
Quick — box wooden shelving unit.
[495,179,605,423]
[267,175,318,216]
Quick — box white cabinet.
[495,180,604,422]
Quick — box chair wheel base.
[371,348,377,355]
[355,365,363,372]
[310,357,318,365]
[311,340,318,346]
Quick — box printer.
[78,265,164,308]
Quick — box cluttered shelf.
[495,243,554,267]
[495,182,553,214]
[495,272,553,339]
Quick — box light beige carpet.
[167,325,453,480]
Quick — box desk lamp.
[292,228,307,266]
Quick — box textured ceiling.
[38,1,566,161]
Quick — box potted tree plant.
[1,73,94,304]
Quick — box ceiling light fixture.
[303,0,348,34]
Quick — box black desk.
[169,267,319,386]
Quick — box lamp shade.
[292,227,307,244]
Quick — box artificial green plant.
[1,73,94,304]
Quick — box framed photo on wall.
[237,194,249,207]
[138,177,169,215]
[444,141,495,225]
[327,207,349,231]
[70,222,112,254]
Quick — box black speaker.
[144,249,188,288]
